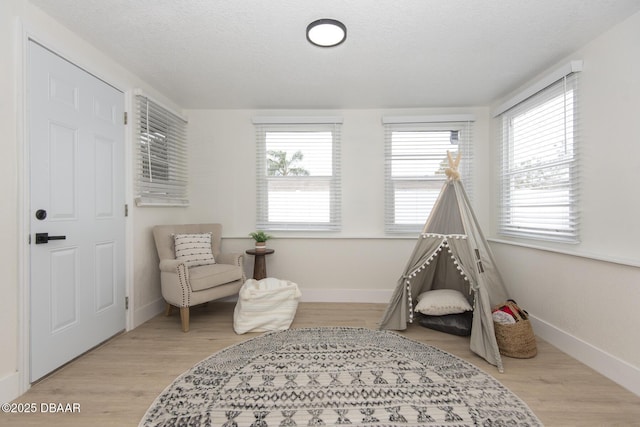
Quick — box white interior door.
[28,41,126,382]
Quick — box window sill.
[223,234,418,241]
[488,238,640,269]
[135,198,189,207]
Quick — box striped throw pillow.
[174,233,216,267]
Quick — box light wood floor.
[4,302,640,426]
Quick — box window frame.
[497,71,580,243]
[254,117,342,232]
[134,94,189,207]
[383,116,474,234]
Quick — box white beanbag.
[233,278,302,334]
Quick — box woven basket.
[493,301,537,359]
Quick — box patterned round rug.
[140,327,542,426]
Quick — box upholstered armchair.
[152,224,245,332]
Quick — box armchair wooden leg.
[180,306,190,332]
[165,302,173,316]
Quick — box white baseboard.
[530,315,640,397]
[129,290,391,329]
[0,371,21,404]
[300,289,392,304]
[132,297,166,329]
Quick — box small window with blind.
[135,94,188,206]
[383,116,474,234]
[253,117,342,231]
[497,69,580,242]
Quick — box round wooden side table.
[245,248,275,280]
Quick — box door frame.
[17,26,134,394]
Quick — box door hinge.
[124,204,128,217]
[125,296,129,310]
[124,111,128,125]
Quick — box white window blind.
[498,71,580,242]
[383,116,474,234]
[135,94,189,206]
[254,118,341,231]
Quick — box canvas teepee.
[379,152,509,371]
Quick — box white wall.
[0,0,22,405]
[184,107,492,297]
[0,0,184,402]
[488,11,640,395]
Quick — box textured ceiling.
[29,0,640,109]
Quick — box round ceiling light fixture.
[306,19,347,47]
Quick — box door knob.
[35,233,66,244]
[35,209,47,220]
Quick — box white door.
[28,41,126,382]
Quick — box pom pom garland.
[406,279,413,319]
[420,233,467,240]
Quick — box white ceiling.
[30,0,640,109]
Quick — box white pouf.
[233,277,302,334]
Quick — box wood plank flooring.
[4,302,640,426]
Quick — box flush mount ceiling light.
[306,19,347,47]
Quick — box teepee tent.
[379,153,509,371]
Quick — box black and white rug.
[140,327,542,426]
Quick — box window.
[254,117,342,231]
[135,93,188,206]
[497,68,580,242]
[383,116,474,234]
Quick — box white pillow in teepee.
[174,233,216,267]
[414,289,472,316]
